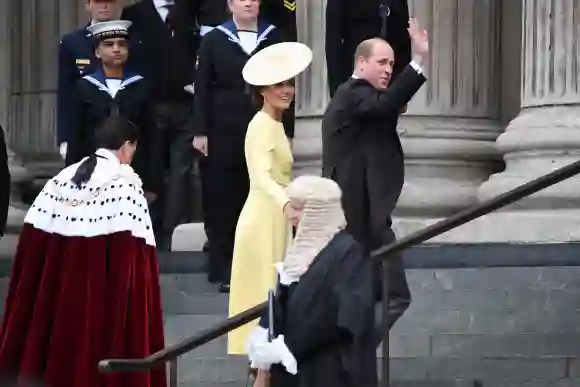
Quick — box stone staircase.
[3,222,580,386]
[159,269,478,387]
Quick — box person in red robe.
[0,115,166,387]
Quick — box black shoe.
[203,241,210,252]
[219,283,230,293]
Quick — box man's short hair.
[353,37,389,64]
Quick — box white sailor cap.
[87,20,132,40]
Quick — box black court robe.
[259,231,377,387]
[0,125,9,237]
[65,69,162,195]
[193,20,292,165]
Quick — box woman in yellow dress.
[227,42,313,362]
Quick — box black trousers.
[199,157,211,242]
[334,164,411,345]
[372,228,411,347]
[151,101,195,250]
[204,159,249,283]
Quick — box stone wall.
[390,262,580,386]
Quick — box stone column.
[292,0,327,177]
[472,0,580,243]
[392,0,504,238]
[1,0,89,225]
[0,0,10,124]
[7,0,88,157]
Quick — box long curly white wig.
[281,176,346,278]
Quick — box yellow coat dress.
[227,111,293,355]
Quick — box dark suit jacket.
[121,0,199,103]
[196,0,228,26]
[325,0,411,97]
[321,65,425,248]
[0,125,10,237]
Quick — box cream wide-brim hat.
[242,42,313,86]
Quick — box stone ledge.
[0,242,579,275]
[402,242,580,269]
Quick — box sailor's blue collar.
[87,67,141,83]
[218,19,274,37]
[83,67,144,94]
[216,19,276,50]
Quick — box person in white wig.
[246,175,377,387]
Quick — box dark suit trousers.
[365,171,411,347]
[151,102,195,250]
[199,158,212,242]
[335,160,411,347]
[204,159,249,283]
[372,228,411,347]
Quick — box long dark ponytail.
[71,117,139,188]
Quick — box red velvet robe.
[0,149,166,387]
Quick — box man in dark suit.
[321,18,429,337]
[57,0,120,160]
[0,124,10,238]
[325,0,411,98]
[122,0,199,250]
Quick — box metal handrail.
[99,158,580,373]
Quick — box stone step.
[160,274,228,313]
[177,382,478,387]
[171,355,480,386]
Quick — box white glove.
[59,142,67,160]
[183,84,195,95]
[246,327,298,374]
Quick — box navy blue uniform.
[65,69,163,196]
[57,26,97,146]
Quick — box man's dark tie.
[165,3,176,35]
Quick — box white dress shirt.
[152,0,174,22]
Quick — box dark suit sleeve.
[122,6,145,75]
[325,0,347,98]
[65,82,84,166]
[350,65,426,118]
[57,38,77,145]
[192,35,213,136]
[0,126,10,237]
